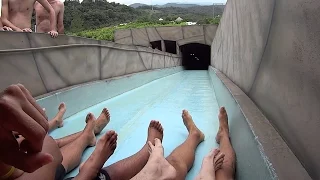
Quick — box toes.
[207,149,219,159]
[109,132,118,145]
[59,102,66,110]
[215,155,224,166]
[103,130,114,141]
[111,142,117,151]
[213,149,220,157]
[156,122,162,131]
[215,162,223,171]
[86,113,92,123]
[153,121,163,132]
[214,152,225,164]
[148,141,154,152]
[154,138,162,147]
[182,110,187,116]
[150,120,156,128]
[102,108,110,117]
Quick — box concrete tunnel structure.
[0,0,319,179]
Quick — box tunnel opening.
[164,40,177,54]
[150,41,162,51]
[180,43,211,70]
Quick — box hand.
[48,30,58,38]
[22,28,32,32]
[0,84,53,173]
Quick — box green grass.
[71,21,186,41]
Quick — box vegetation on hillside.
[72,21,187,41]
[62,0,224,41]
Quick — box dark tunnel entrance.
[180,43,211,70]
[164,40,177,54]
[150,41,162,51]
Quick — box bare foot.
[147,120,164,144]
[195,149,225,180]
[94,108,111,134]
[55,103,66,128]
[216,107,229,144]
[182,110,205,142]
[131,138,176,180]
[84,113,97,147]
[77,131,117,180]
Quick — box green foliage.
[63,0,223,41]
[197,17,221,25]
[64,0,143,32]
[71,21,186,41]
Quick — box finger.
[21,100,48,134]
[4,108,46,153]
[1,150,53,173]
[17,84,48,131]
[17,84,47,119]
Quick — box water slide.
[1,0,319,179]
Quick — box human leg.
[102,120,164,180]
[195,149,225,180]
[215,107,236,180]
[165,110,205,180]
[55,108,111,148]
[48,103,66,132]
[73,131,118,180]
[59,113,96,173]
[130,138,176,180]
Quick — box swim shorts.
[55,164,66,180]
[64,169,111,180]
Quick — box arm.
[36,0,57,32]
[57,3,64,34]
[1,0,22,31]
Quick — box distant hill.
[131,3,200,9]
[137,4,225,18]
[159,3,199,8]
[130,3,148,8]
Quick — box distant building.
[159,18,164,21]
[175,17,183,22]
[186,22,197,26]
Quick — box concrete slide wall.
[211,0,320,178]
[0,32,181,97]
[114,25,218,47]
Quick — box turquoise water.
[49,70,220,179]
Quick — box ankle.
[189,131,202,140]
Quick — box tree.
[70,9,84,31]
